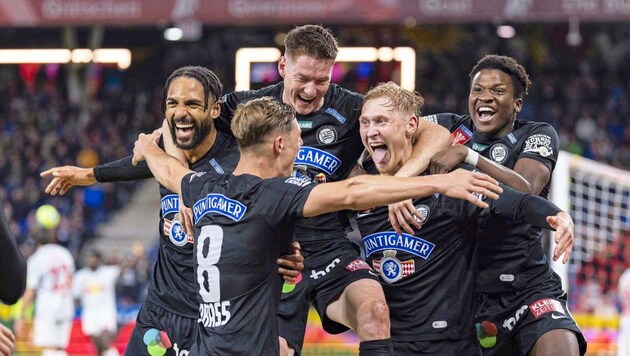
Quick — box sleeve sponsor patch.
[523,134,553,157]
[284,176,312,187]
[421,115,438,124]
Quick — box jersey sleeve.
[0,199,26,304]
[422,113,465,132]
[518,123,559,173]
[259,177,316,226]
[180,171,213,209]
[216,91,250,134]
[94,135,168,182]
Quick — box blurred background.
[0,0,629,355]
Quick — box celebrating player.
[131,96,503,355]
[41,66,303,355]
[425,55,587,355]
[213,24,452,355]
[356,81,575,355]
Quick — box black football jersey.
[181,172,315,355]
[430,113,560,293]
[147,130,240,317]
[357,163,560,341]
[218,83,365,249]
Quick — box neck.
[184,129,218,164]
[232,149,280,179]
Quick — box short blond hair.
[231,97,296,150]
[364,81,424,118]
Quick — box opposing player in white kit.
[16,231,75,356]
[73,249,120,356]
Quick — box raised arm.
[132,130,193,195]
[0,199,26,305]
[303,168,502,217]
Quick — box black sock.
[359,338,394,356]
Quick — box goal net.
[550,151,630,350]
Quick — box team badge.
[379,250,404,283]
[315,173,327,183]
[414,204,430,225]
[316,125,337,144]
[169,218,189,246]
[490,143,508,163]
[452,124,473,146]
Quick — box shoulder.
[221,83,282,104]
[423,113,469,131]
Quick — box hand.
[179,203,194,237]
[388,200,424,235]
[440,169,502,209]
[132,129,162,166]
[429,145,468,175]
[277,242,304,282]
[547,211,574,264]
[0,324,15,356]
[40,166,96,195]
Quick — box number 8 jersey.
[181,172,315,355]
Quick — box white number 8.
[197,225,224,303]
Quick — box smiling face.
[360,97,417,175]
[279,54,334,115]
[165,76,218,150]
[468,69,523,138]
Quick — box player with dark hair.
[41,66,303,355]
[131,95,503,355]
[356,81,574,355]
[425,54,587,355]
[214,24,452,355]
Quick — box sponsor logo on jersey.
[209,158,224,174]
[310,258,341,280]
[314,173,327,183]
[414,204,430,225]
[316,125,338,144]
[473,142,488,152]
[499,274,515,282]
[161,194,179,216]
[490,143,508,163]
[284,176,312,187]
[345,259,371,272]
[168,219,190,246]
[421,115,438,124]
[523,134,553,157]
[193,194,246,223]
[452,124,473,146]
[363,231,435,259]
[503,304,528,331]
[372,250,414,284]
[298,120,313,129]
[356,209,372,218]
[189,171,206,183]
[295,146,341,175]
[325,107,347,124]
[432,321,448,329]
[529,298,565,319]
[198,301,231,328]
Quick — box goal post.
[550,150,630,298]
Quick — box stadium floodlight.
[0,49,132,70]
[497,25,516,39]
[164,27,184,41]
[235,46,417,91]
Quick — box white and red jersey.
[26,244,75,320]
[73,265,119,319]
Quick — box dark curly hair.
[469,55,531,99]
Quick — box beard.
[170,118,213,150]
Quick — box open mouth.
[476,106,496,122]
[174,122,195,140]
[369,142,389,163]
[297,95,315,105]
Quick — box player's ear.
[514,98,523,113]
[407,116,418,138]
[278,56,287,78]
[210,100,221,119]
[274,135,284,155]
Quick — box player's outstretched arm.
[40,165,97,195]
[303,168,502,218]
[429,145,532,192]
[132,130,193,195]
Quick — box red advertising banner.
[0,0,630,26]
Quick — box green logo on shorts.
[143,328,172,356]
[476,321,498,348]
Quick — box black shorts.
[124,300,197,356]
[277,239,378,355]
[475,274,587,356]
[394,338,481,356]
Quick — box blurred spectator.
[619,267,630,356]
